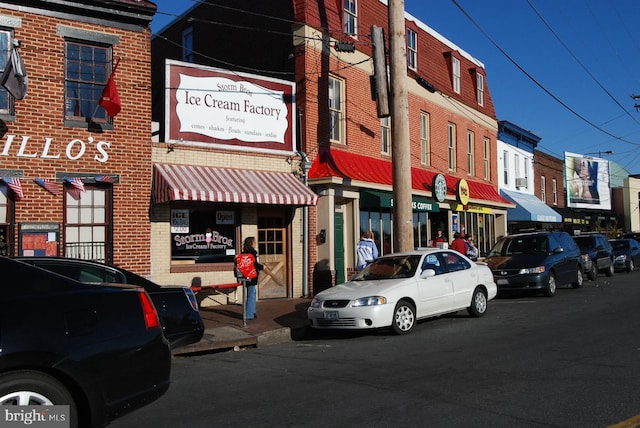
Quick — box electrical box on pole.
[371,25,390,118]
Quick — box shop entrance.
[258,216,288,299]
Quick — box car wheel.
[628,259,635,273]
[0,371,78,427]
[467,287,488,317]
[587,263,597,281]
[391,299,416,335]
[572,266,584,289]
[543,272,556,297]
[605,261,614,277]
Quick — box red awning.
[153,164,318,206]
[309,149,511,205]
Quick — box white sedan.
[308,248,497,335]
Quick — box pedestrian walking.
[450,232,467,255]
[241,236,263,320]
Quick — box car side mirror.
[419,269,436,279]
[552,247,564,254]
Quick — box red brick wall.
[534,150,565,208]
[1,7,153,275]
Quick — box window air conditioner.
[515,178,527,188]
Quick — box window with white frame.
[328,75,345,143]
[0,183,9,256]
[448,123,456,171]
[467,131,475,176]
[182,26,193,62]
[541,176,546,202]
[524,158,530,189]
[407,28,417,70]
[476,72,484,106]
[452,56,461,93]
[552,179,557,205]
[503,150,509,185]
[344,0,357,37]
[484,138,490,180]
[420,111,430,165]
[380,116,391,155]
[514,154,520,186]
[64,184,112,263]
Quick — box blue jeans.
[245,284,257,319]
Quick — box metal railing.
[64,242,110,263]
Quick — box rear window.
[573,236,595,250]
[611,240,629,251]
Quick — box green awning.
[360,190,439,212]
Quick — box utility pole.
[388,0,413,252]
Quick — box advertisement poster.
[564,152,611,210]
[166,60,295,154]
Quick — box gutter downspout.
[298,151,312,298]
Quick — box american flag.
[95,175,117,183]
[4,177,23,199]
[64,177,85,192]
[33,178,59,195]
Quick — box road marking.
[608,414,640,428]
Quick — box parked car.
[572,233,614,280]
[15,257,204,349]
[308,249,497,335]
[610,238,640,272]
[0,256,171,428]
[484,231,583,297]
[622,232,640,241]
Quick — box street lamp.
[584,150,614,158]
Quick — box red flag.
[33,178,59,196]
[99,58,121,117]
[4,177,23,199]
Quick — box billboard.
[565,152,611,210]
[165,60,295,154]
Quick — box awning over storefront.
[308,149,512,206]
[360,190,440,212]
[153,163,318,206]
[500,189,562,223]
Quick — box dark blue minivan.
[484,231,583,297]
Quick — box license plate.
[497,279,509,285]
[324,311,339,320]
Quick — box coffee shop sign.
[0,134,111,163]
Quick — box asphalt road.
[112,270,640,428]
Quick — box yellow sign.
[457,179,470,205]
[451,203,492,214]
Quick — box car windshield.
[573,236,595,250]
[352,255,421,280]
[488,235,549,257]
[611,240,629,251]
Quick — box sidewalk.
[173,297,313,356]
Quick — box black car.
[572,234,614,280]
[610,238,640,272]
[0,257,171,428]
[15,257,204,349]
[485,231,583,297]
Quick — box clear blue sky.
[150,0,640,174]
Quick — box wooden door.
[257,227,287,299]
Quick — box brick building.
[151,0,513,295]
[0,0,156,275]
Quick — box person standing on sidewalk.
[242,236,264,320]
[450,232,467,255]
[356,231,379,271]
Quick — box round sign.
[457,179,470,205]
[432,174,447,202]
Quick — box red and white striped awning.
[153,163,318,206]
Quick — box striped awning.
[153,163,318,206]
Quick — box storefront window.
[170,207,237,263]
